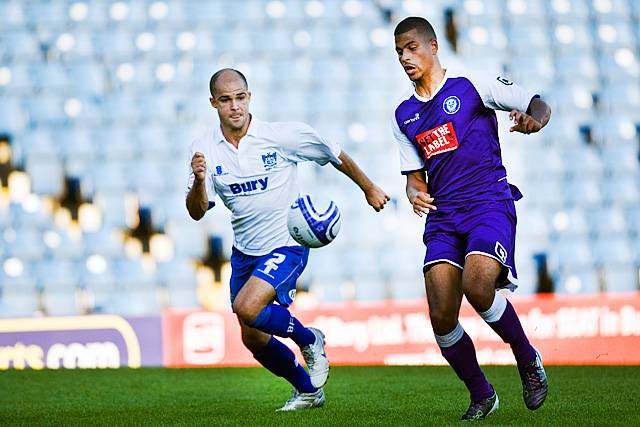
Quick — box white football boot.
[276,388,325,412]
[301,327,330,388]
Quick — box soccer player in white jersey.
[391,18,551,420]
[186,69,389,411]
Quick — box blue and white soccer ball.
[287,195,341,248]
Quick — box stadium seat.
[156,258,198,288]
[603,175,640,206]
[112,259,156,288]
[591,235,634,266]
[0,29,40,62]
[42,290,80,316]
[548,236,593,270]
[0,290,40,318]
[107,288,161,315]
[166,287,198,308]
[355,276,389,301]
[564,176,601,208]
[83,228,126,258]
[7,228,46,261]
[589,207,628,238]
[36,260,81,290]
[555,267,600,294]
[602,264,639,292]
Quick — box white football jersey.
[186,117,341,256]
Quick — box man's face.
[210,74,251,131]
[395,29,437,81]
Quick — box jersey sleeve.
[474,75,539,113]
[392,114,426,175]
[282,122,342,166]
[185,141,215,210]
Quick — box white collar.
[413,69,448,102]
[214,115,260,145]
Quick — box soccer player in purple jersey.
[391,17,551,421]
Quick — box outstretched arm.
[509,97,552,134]
[186,152,209,220]
[405,170,437,217]
[332,150,390,212]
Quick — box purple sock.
[436,323,494,401]
[479,293,536,367]
[253,337,317,393]
[250,304,316,348]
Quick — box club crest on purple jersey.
[442,95,461,114]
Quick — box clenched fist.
[509,110,543,134]
[365,185,391,212]
[191,152,207,182]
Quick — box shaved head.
[209,68,248,97]
[394,16,437,42]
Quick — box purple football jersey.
[392,68,537,212]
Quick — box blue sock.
[250,304,316,348]
[253,337,317,393]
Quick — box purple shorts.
[422,199,518,289]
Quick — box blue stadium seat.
[602,264,638,292]
[561,145,605,177]
[355,277,388,301]
[67,63,104,95]
[93,193,129,228]
[106,288,161,315]
[25,157,65,197]
[36,260,81,290]
[564,176,601,208]
[94,30,136,60]
[0,97,27,133]
[0,290,40,318]
[7,228,46,261]
[603,174,640,207]
[83,229,126,258]
[554,53,599,87]
[0,29,40,61]
[592,236,634,266]
[113,259,156,288]
[166,287,198,308]
[43,290,81,316]
[552,208,590,236]
[549,236,593,269]
[589,206,628,237]
[157,259,197,288]
[555,267,599,294]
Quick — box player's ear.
[430,38,438,55]
[209,97,216,108]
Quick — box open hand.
[411,192,437,217]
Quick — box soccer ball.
[287,195,341,248]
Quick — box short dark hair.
[209,68,248,97]
[394,16,437,41]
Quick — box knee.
[232,299,262,325]
[241,330,270,353]
[462,277,494,312]
[429,308,458,336]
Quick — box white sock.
[434,322,464,348]
[478,292,507,323]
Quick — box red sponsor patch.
[415,122,459,159]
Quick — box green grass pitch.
[1,366,638,426]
